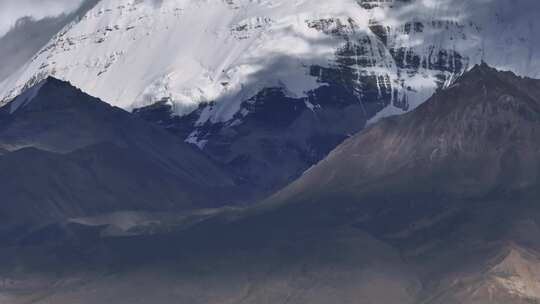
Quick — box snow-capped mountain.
[1,0,368,114]
[0,0,538,195]
[1,0,538,120]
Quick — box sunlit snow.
[0,0,538,124]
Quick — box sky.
[0,0,85,37]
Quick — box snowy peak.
[1,0,538,126]
[0,0,371,118]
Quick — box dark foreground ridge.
[0,77,238,227]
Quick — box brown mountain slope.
[271,63,540,205]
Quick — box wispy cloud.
[0,0,85,37]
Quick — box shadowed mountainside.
[0,77,237,227]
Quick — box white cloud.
[0,0,85,37]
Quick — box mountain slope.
[1,0,538,196]
[3,65,540,304]
[0,77,236,226]
[272,63,540,205]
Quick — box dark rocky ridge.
[0,77,238,227]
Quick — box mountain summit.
[1,0,538,125]
[273,63,540,205]
[0,78,237,226]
